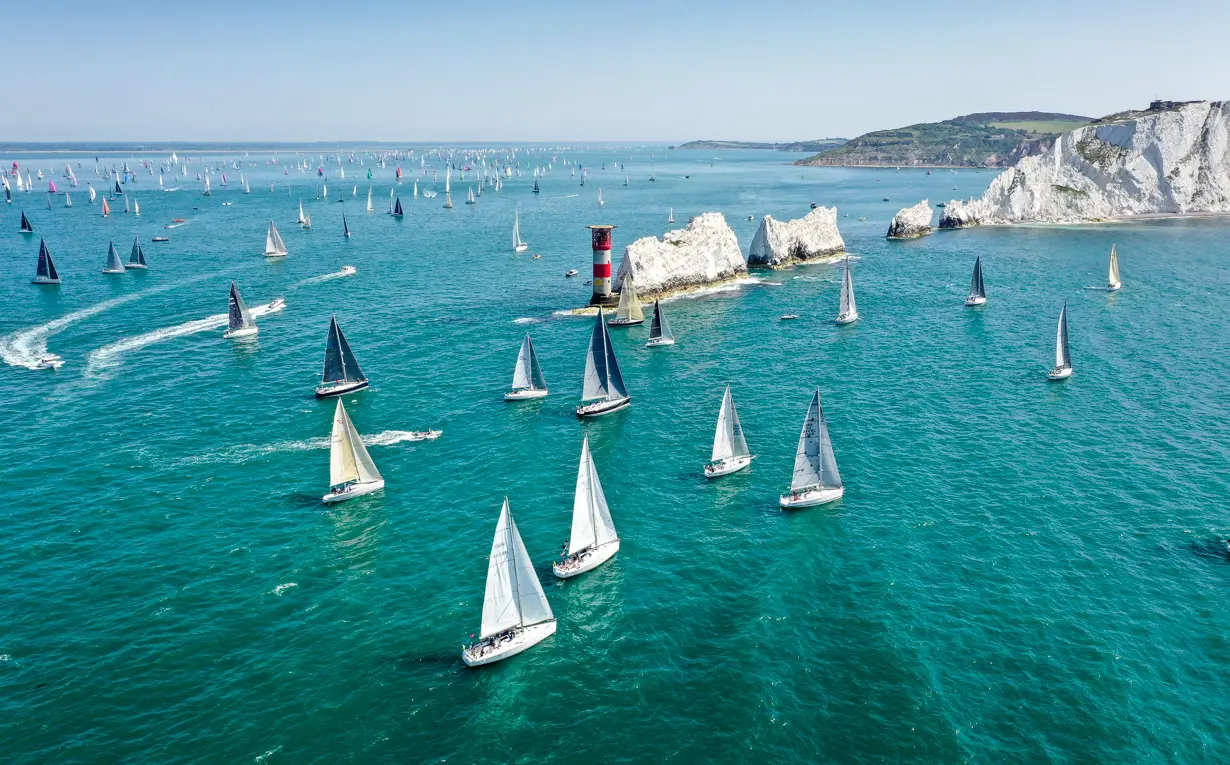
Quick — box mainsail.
[1108,245,1121,288]
[567,437,618,555]
[393,197,403,216]
[711,386,750,462]
[19,210,32,232]
[512,210,526,250]
[614,277,644,322]
[228,281,255,331]
[1055,303,1071,370]
[343,213,351,238]
[511,333,547,392]
[480,498,554,639]
[128,237,148,267]
[790,389,842,492]
[969,256,985,300]
[581,309,629,402]
[322,315,366,384]
[647,300,673,343]
[265,221,288,256]
[104,242,125,272]
[328,399,382,489]
[839,257,857,316]
[35,238,60,282]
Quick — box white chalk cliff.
[940,100,1230,227]
[887,200,933,238]
[615,212,746,299]
[747,206,846,268]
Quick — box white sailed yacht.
[1107,244,1122,291]
[224,281,258,338]
[1047,303,1073,380]
[504,333,548,400]
[366,186,373,214]
[512,209,528,252]
[834,257,859,325]
[597,187,604,206]
[553,436,619,578]
[965,256,986,306]
[466,186,476,205]
[645,300,675,347]
[609,276,644,326]
[779,389,844,508]
[705,386,754,477]
[577,308,631,417]
[322,399,385,504]
[298,200,307,226]
[462,498,556,667]
[264,221,288,257]
[316,315,369,397]
[668,207,675,223]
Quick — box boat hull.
[263,252,288,258]
[224,326,258,339]
[462,620,556,667]
[965,296,987,306]
[705,455,753,478]
[646,337,675,347]
[322,479,385,504]
[577,396,631,418]
[316,379,370,398]
[31,277,61,285]
[1107,284,1121,292]
[608,318,644,326]
[514,244,528,253]
[102,268,126,274]
[553,540,619,579]
[834,312,859,325]
[504,388,548,401]
[780,485,844,509]
[1047,367,1073,381]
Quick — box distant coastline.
[676,139,847,152]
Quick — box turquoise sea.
[2,148,1228,763]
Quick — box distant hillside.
[795,112,1091,168]
[677,138,847,153]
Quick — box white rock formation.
[940,100,1230,227]
[887,200,933,238]
[747,206,846,268]
[615,212,746,299]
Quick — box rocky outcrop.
[940,100,1230,227]
[747,206,845,268]
[615,212,746,299]
[887,200,933,238]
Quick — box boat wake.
[178,429,440,466]
[512,317,540,324]
[84,301,284,379]
[553,194,579,199]
[290,265,357,290]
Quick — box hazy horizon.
[6,0,1229,143]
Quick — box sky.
[5,0,1229,143]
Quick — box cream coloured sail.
[614,276,644,322]
[265,221,288,256]
[567,436,618,556]
[711,386,750,462]
[1108,245,1121,289]
[480,498,554,639]
[328,399,382,489]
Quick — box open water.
[1,148,1228,763]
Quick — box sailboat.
[577,308,631,417]
[609,275,645,326]
[443,170,453,208]
[127,237,148,269]
[243,176,251,194]
[19,210,32,232]
[123,195,130,214]
[392,197,404,217]
[504,333,548,400]
[512,210,528,252]
[532,179,540,194]
[705,386,753,477]
[64,192,72,208]
[32,238,60,284]
[668,207,675,223]
[264,221,288,257]
[302,209,312,229]
[461,498,557,667]
[597,188,603,206]
[1107,245,1122,291]
[1047,303,1073,380]
[366,186,373,214]
[103,242,126,273]
[466,186,476,205]
[322,399,385,504]
[133,198,140,216]
[779,389,844,508]
[202,175,211,196]
[101,197,110,217]
[45,193,51,211]
[343,213,351,238]
[965,256,986,306]
[88,185,96,203]
[316,314,369,397]
[645,300,675,347]
[623,175,629,187]
[412,180,418,198]
[553,436,620,578]
[834,256,859,325]
[223,281,258,338]
[298,200,307,226]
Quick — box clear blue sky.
[6,0,1228,142]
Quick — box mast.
[1056,303,1071,370]
[969,257,985,299]
[322,315,366,384]
[568,436,618,555]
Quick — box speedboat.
[266,298,286,312]
[322,478,385,504]
[780,314,799,320]
[532,254,541,260]
[705,455,753,478]
[576,396,631,418]
[34,354,64,370]
[565,269,578,278]
[552,541,620,579]
[407,429,442,441]
[340,265,357,275]
[462,621,557,667]
[152,236,169,242]
[779,485,844,509]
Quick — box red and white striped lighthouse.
[586,224,617,306]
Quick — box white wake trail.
[178,430,441,466]
[289,265,357,290]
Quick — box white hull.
[102,268,126,274]
[553,540,619,579]
[1047,366,1073,381]
[32,277,60,285]
[322,479,385,504]
[223,326,258,339]
[779,485,844,508]
[577,396,631,418]
[316,379,369,398]
[264,252,288,258]
[35,355,64,370]
[504,388,548,401]
[608,318,644,326]
[462,620,556,667]
[834,312,859,325]
[514,244,528,253]
[1107,284,1121,292]
[965,296,987,306]
[705,454,753,478]
[646,337,675,347]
